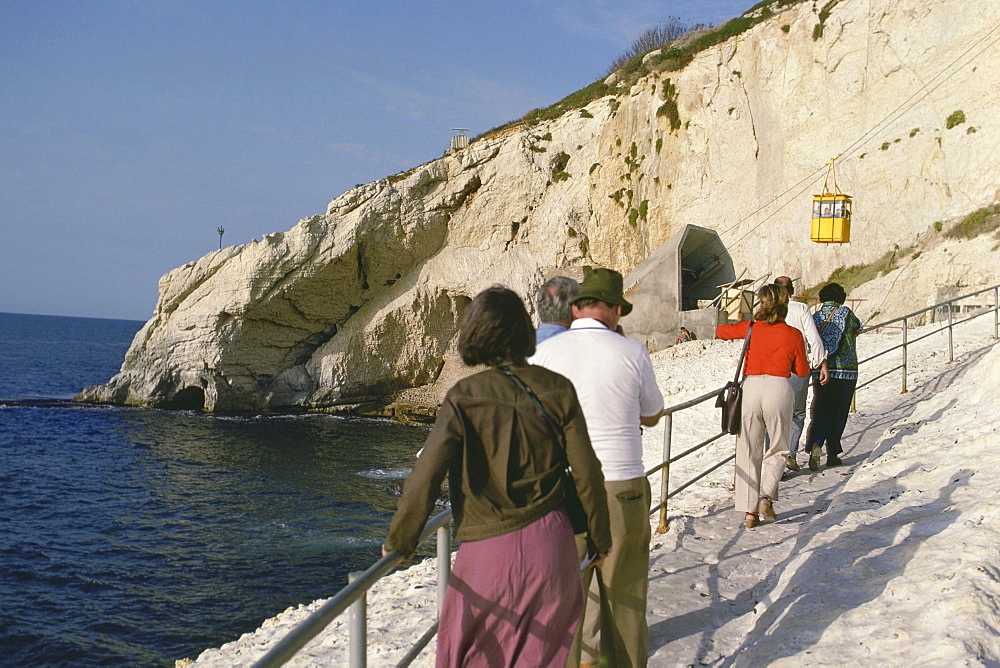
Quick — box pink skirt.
[436,507,583,667]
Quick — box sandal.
[744,512,759,528]
[759,497,777,522]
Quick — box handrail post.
[901,317,908,394]
[993,287,1000,339]
[947,298,955,362]
[436,523,451,612]
[349,571,366,668]
[656,412,673,534]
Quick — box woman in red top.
[717,284,809,528]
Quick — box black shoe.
[827,455,843,467]
[808,444,821,471]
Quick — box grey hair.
[535,276,579,323]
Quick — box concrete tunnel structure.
[623,224,736,352]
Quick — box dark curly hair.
[458,285,535,367]
[819,282,847,304]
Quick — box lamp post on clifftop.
[217,226,225,250]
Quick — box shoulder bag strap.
[497,367,563,445]
[501,368,594,547]
[817,306,839,334]
[733,321,754,384]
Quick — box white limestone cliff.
[79,0,1000,412]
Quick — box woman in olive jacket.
[383,285,611,667]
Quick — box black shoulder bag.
[498,367,588,534]
[716,322,753,435]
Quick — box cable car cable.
[728,20,1000,245]
[833,22,1000,166]
[680,19,1000,275]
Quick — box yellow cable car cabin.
[810,154,852,243]
[811,193,852,243]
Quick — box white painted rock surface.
[80,0,1000,411]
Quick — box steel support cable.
[144,28,1000,352]
[737,21,1000,236]
[834,22,1000,166]
[755,22,1000,317]
[156,27,1000,308]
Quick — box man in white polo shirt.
[531,267,664,668]
[773,276,828,470]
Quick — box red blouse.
[716,319,809,378]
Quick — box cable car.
[811,155,852,243]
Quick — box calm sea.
[0,312,431,666]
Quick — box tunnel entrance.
[623,224,735,351]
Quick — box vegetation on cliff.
[478,0,815,139]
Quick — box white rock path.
[186,316,1000,666]
[648,340,999,666]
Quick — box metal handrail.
[253,510,453,668]
[258,283,1000,666]
[652,283,1000,532]
[863,284,1000,331]
[859,284,1000,391]
[644,387,728,533]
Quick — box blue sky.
[1,1,753,321]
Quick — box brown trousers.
[568,477,651,667]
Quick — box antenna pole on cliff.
[217,226,225,250]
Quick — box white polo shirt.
[529,318,664,482]
[786,300,827,369]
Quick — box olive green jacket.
[385,364,611,557]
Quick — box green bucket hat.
[573,268,633,316]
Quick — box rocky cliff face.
[79,0,1000,412]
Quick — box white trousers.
[763,373,808,456]
[787,373,809,457]
[735,375,794,514]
